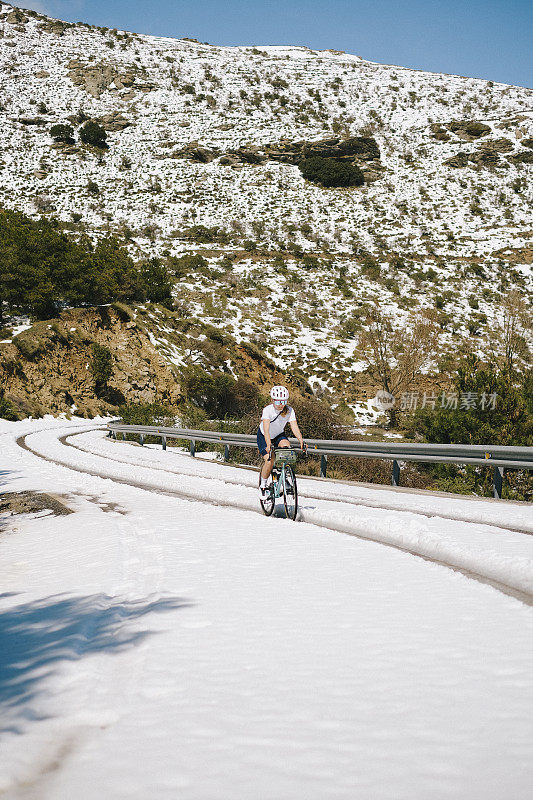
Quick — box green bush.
[168,253,209,279]
[180,225,231,244]
[0,209,146,318]
[183,370,261,419]
[406,359,533,499]
[50,124,74,143]
[299,157,364,188]
[90,343,113,391]
[0,391,19,421]
[117,401,177,427]
[139,258,173,306]
[79,120,107,148]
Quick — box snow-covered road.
[1,418,532,799]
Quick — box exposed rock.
[444,152,470,168]
[446,120,491,141]
[218,136,382,177]
[175,135,382,180]
[469,151,500,167]
[521,137,533,149]
[0,308,181,417]
[68,63,116,98]
[430,123,451,142]
[0,491,72,517]
[34,70,50,79]
[174,142,220,162]
[39,20,68,36]
[120,72,136,87]
[17,116,46,126]
[508,150,533,165]
[6,9,27,24]
[476,138,514,153]
[218,154,242,167]
[97,112,132,132]
[50,142,78,155]
[261,135,380,164]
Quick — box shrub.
[183,370,261,419]
[79,120,108,148]
[50,123,74,143]
[139,258,173,306]
[180,225,230,244]
[299,157,364,187]
[168,253,209,279]
[0,391,19,421]
[117,401,177,427]
[87,179,100,195]
[90,343,113,392]
[0,209,146,318]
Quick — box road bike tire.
[282,464,298,520]
[259,475,275,516]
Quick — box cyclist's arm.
[263,419,272,454]
[289,419,305,449]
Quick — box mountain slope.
[0,2,531,408]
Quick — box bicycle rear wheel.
[259,474,275,516]
[282,464,298,520]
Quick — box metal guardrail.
[106,422,533,500]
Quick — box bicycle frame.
[260,448,299,520]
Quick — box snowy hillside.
[0,2,532,395]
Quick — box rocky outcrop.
[0,307,181,417]
[477,138,513,153]
[67,60,140,98]
[508,150,533,165]
[446,121,491,140]
[443,151,470,168]
[6,9,27,25]
[444,138,515,169]
[97,112,133,132]
[430,124,451,142]
[173,142,220,163]
[223,135,380,166]
[174,135,382,181]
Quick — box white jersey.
[260,404,296,439]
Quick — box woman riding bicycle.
[258,386,305,498]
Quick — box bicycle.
[259,447,302,520]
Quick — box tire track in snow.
[15,427,533,607]
[74,430,533,537]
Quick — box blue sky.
[17,1,533,88]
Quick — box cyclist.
[258,386,305,497]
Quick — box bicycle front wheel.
[282,464,298,520]
[259,475,275,516]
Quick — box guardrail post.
[493,466,504,499]
[320,454,327,478]
[139,434,144,446]
[112,430,116,440]
[224,444,230,461]
[162,435,167,451]
[392,459,400,487]
[190,440,196,457]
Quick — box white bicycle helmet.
[270,385,289,402]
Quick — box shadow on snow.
[0,592,193,733]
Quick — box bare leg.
[261,454,273,481]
